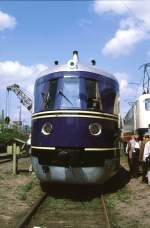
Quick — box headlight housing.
[41,123,53,135]
[89,123,102,136]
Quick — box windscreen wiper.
[58,90,73,105]
[41,92,51,108]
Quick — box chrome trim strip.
[84,148,120,151]
[32,146,55,150]
[31,146,120,151]
[32,114,118,121]
[32,110,118,118]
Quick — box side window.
[85,79,102,111]
[145,98,150,111]
[41,79,58,110]
[113,95,119,115]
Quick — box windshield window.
[85,79,102,111]
[145,98,150,111]
[60,77,81,109]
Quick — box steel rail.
[16,192,47,228]
[0,153,29,165]
[15,193,111,228]
[101,194,111,228]
[0,158,12,164]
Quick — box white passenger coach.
[124,93,150,137]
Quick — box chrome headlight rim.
[41,123,53,135]
[89,123,102,136]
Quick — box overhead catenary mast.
[139,63,150,94]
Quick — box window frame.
[85,78,102,112]
[145,98,150,111]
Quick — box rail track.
[0,158,12,164]
[0,153,29,165]
[16,191,111,228]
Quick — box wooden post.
[13,142,18,175]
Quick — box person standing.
[143,137,150,185]
[139,134,149,182]
[26,134,32,173]
[127,135,140,178]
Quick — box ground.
[0,158,42,227]
[106,155,150,228]
[0,155,150,227]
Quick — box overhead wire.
[121,1,150,98]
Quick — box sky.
[0,0,150,125]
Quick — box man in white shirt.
[143,139,150,185]
[127,135,140,178]
[140,134,149,182]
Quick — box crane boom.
[7,84,32,112]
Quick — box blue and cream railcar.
[31,51,120,186]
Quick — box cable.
[122,1,143,30]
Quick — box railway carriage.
[124,93,150,137]
[31,51,120,187]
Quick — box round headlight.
[67,60,76,69]
[89,123,102,136]
[41,123,53,135]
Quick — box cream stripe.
[32,146,55,150]
[32,110,118,118]
[31,146,120,151]
[32,114,118,121]
[84,148,120,151]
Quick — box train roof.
[124,93,150,120]
[138,93,150,100]
[37,63,117,82]
[36,51,118,83]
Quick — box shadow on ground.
[42,166,131,201]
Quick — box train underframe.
[31,148,120,185]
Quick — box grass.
[106,186,131,209]
[116,187,131,203]
[43,197,101,212]
[17,180,34,201]
[106,195,116,208]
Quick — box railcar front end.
[31,52,120,186]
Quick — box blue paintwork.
[32,117,118,148]
[32,69,120,185]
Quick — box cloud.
[115,71,135,114]
[115,71,139,99]
[147,50,150,57]
[78,18,92,28]
[0,61,48,124]
[0,61,48,94]
[115,72,130,95]
[0,10,16,31]
[102,28,147,58]
[115,71,143,115]
[93,1,150,57]
[93,1,126,15]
